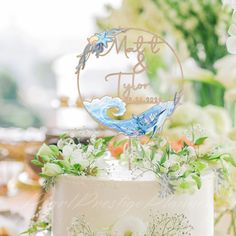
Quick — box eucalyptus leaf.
[194,137,207,145]
[222,155,236,167]
[160,152,167,165]
[95,150,106,158]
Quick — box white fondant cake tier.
[52,174,214,236]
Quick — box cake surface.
[53,173,214,236]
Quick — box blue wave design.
[84,94,180,137]
[84,96,126,123]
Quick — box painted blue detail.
[77,28,125,71]
[84,93,180,137]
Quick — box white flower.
[70,149,89,167]
[37,143,54,157]
[215,55,236,88]
[167,102,215,134]
[61,144,90,167]
[42,163,63,176]
[222,0,236,10]
[62,145,74,158]
[227,32,236,54]
[226,12,236,54]
[111,216,146,236]
[87,144,95,154]
[204,105,231,134]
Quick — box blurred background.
[0,0,236,235]
[0,0,123,129]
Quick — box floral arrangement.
[24,209,193,236]
[32,129,235,194]
[31,133,112,190]
[123,131,236,197]
[23,125,236,235]
[68,213,193,236]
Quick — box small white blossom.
[87,144,95,154]
[187,146,196,158]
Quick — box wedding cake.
[31,28,216,236]
[53,173,214,236]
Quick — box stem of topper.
[128,137,132,170]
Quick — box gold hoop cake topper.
[76,28,183,138]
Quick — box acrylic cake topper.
[76,28,183,138]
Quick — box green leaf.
[184,75,224,87]
[182,169,194,178]
[169,163,180,172]
[194,137,207,145]
[49,145,59,156]
[102,136,114,144]
[95,150,106,158]
[176,148,188,156]
[202,153,221,161]
[179,181,191,190]
[31,159,43,167]
[160,152,167,165]
[222,155,236,167]
[59,133,68,139]
[113,139,128,148]
[41,155,50,162]
[166,145,171,156]
[139,145,146,158]
[194,161,207,172]
[94,138,104,148]
[54,160,70,170]
[20,221,50,235]
[73,163,81,171]
[150,147,156,161]
[39,173,49,178]
[192,174,202,189]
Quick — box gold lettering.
[103,33,162,104]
